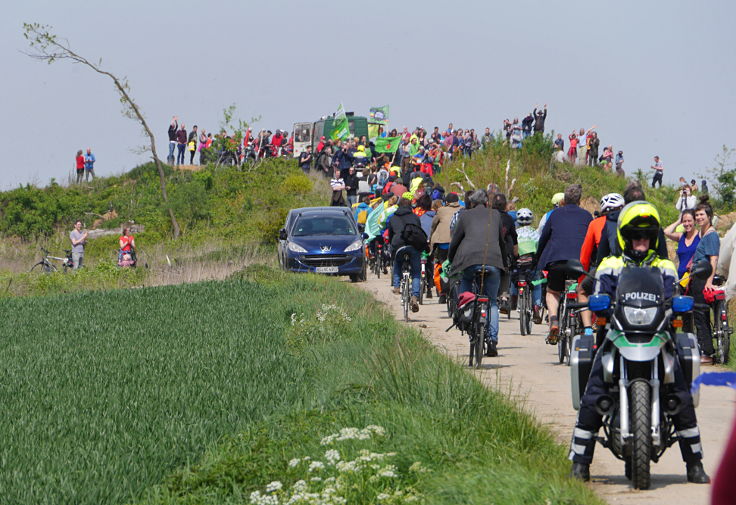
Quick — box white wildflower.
[288,458,301,468]
[377,493,390,501]
[324,449,341,464]
[378,465,398,478]
[310,477,322,482]
[308,460,325,472]
[291,480,308,492]
[366,425,386,436]
[409,461,428,473]
[265,481,283,493]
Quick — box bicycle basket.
[454,291,477,332]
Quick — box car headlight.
[622,306,658,326]
[287,242,307,253]
[344,239,363,252]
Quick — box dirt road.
[360,275,735,505]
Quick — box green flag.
[369,105,389,124]
[374,136,401,153]
[331,104,350,140]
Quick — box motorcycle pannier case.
[570,333,595,410]
[675,332,701,407]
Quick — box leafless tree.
[22,23,180,238]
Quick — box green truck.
[292,113,369,157]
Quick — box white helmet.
[517,208,533,226]
[600,193,625,213]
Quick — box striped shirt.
[330,178,345,190]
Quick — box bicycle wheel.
[418,266,425,305]
[402,275,410,322]
[558,307,569,364]
[714,300,731,364]
[519,287,528,335]
[525,289,533,335]
[474,321,485,368]
[375,253,381,279]
[565,312,578,366]
[31,261,57,273]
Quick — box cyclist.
[570,201,709,484]
[430,192,462,303]
[448,189,508,357]
[509,208,543,323]
[536,184,592,343]
[492,193,518,314]
[577,193,625,339]
[388,194,424,312]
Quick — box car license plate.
[315,266,338,274]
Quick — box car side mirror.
[278,229,287,241]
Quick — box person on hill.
[689,196,720,364]
[536,184,592,344]
[430,193,462,303]
[75,150,85,184]
[298,145,313,174]
[84,148,96,181]
[521,112,534,138]
[187,126,198,164]
[587,132,600,167]
[389,196,425,312]
[119,227,136,263]
[569,201,710,485]
[199,129,209,164]
[167,116,178,163]
[651,155,664,188]
[664,209,699,279]
[676,184,697,211]
[449,189,508,357]
[176,123,187,165]
[577,193,625,338]
[567,132,578,163]
[554,133,564,152]
[615,150,624,176]
[481,127,494,148]
[69,219,88,269]
[533,105,547,134]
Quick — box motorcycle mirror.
[672,295,694,313]
[690,260,712,279]
[588,294,611,312]
[278,229,287,241]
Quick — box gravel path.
[360,275,736,505]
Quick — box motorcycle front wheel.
[630,380,652,490]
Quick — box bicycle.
[467,268,494,367]
[557,280,583,365]
[515,269,534,336]
[708,275,731,364]
[30,247,73,273]
[396,246,413,322]
[418,252,431,305]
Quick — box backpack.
[453,291,477,332]
[401,222,429,252]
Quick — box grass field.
[0,266,601,505]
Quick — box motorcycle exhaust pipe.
[595,395,615,416]
[663,394,682,415]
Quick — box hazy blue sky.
[2,0,735,190]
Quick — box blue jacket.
[536,204,592,269]
[84,152,96,170]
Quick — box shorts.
[579,268,597,296]
[545,264,568,292]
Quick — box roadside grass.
[0,266,601,505]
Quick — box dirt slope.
[360,275,736,505]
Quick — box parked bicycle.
[699,275,732,364]
[30,247,73,273]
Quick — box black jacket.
[168,121,178,141]
[343,172,359,196]
[389,206,423,251]
[448,206,507,274]
[533,108,547,133]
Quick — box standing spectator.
[701,180,709,195]
[533,104,547,134]
[298,145,313,174]
[187,125,198,164]
[615,150,625,176]
[554,133,564,152]
[199,129,208,165]
[676,185,697,211]
[481,127,493,148]
[75,150,85,184]
[69,220,88,269]
[587,132,600,167]
[690,179,698,194]
[521,112,534,138]
[344,166,359,206]
[568,132,578,163]
[84,148,96,181]
[176,123,187,165]
[330,168,346,207]
[651,155,664,188]
[167,116,178,164]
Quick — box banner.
[374,136,401,153]
[368,123,380,140]
[369,105,389,124]
[331,104,350,140]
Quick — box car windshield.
[292,215,355,236]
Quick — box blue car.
[278,207,367,282]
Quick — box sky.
[2,0,735,190]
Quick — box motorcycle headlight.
[622,306,658,326]
[344,239,363,252]
[287,242,307,253]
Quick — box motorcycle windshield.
[615,266,663,308]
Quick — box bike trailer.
[570,333,595,410]
[674,332,701,407]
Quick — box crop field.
[0,266,601,505]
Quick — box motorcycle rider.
[569,201,710,484]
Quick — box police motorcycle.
[562,259,703,490]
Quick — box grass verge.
[0,265,602,504]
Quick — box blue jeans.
[393,246,421,297]
[460,265,501,343]
[168,141,176,159]
[177,144,186,165]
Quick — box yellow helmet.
[616,201,660,261]
[551,192,565,206]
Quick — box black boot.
[686,462,710,484]
[485,340,498,357]
[570,462,590,482]
[438,294,446,304]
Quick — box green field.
[0,267,601,504]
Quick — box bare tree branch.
[22,22,180,238]
[457,163,476,190]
